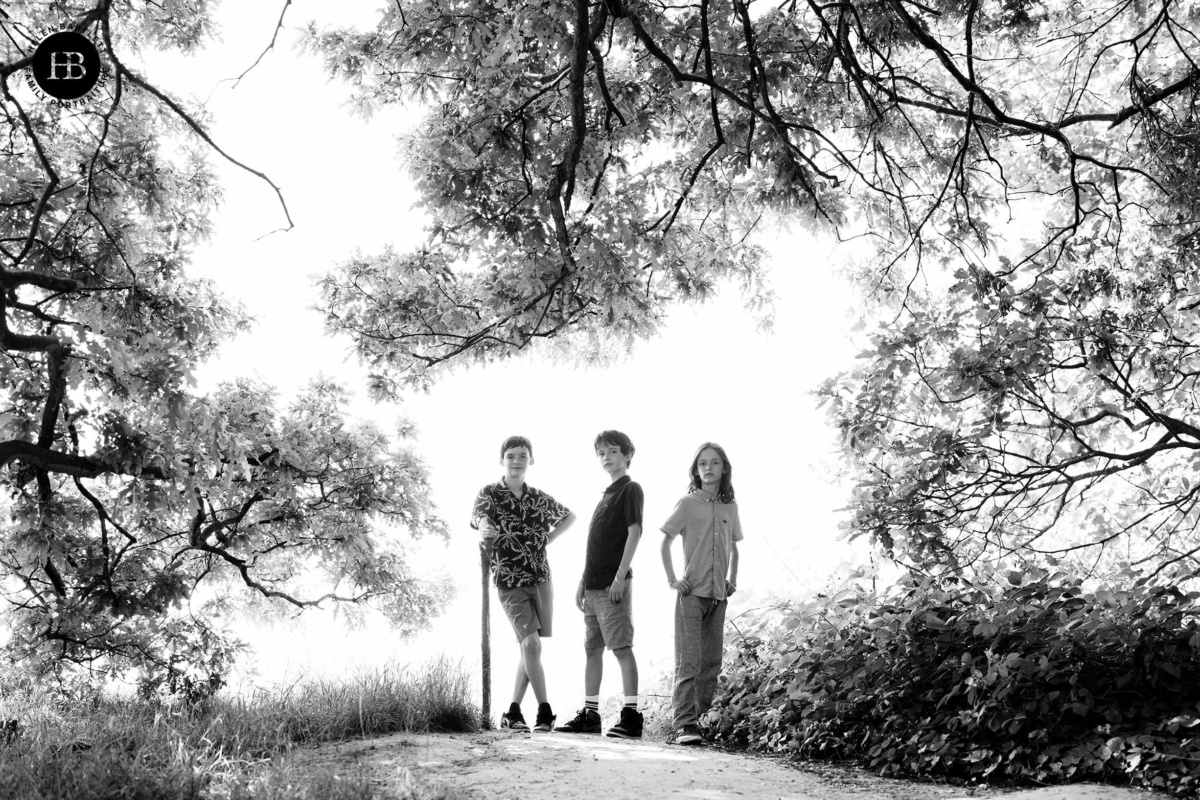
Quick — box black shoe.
[500,706,529,732]
[605,707,643,739]
[533,703,556,732]
[553,707,602,733]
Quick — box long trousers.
[672,593,727,731]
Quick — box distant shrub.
[709,567,1200,796]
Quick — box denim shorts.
[583,582,634,650]
[497,581,553,642]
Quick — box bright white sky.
[132,1,869,709]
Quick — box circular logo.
[29,30,104,102]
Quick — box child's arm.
[607,522,642,603]
[661,533,691,596]
[546,511,577,544]
[471,492,497,542]
[726,540,740,597]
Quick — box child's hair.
[688,442,735,502]
[499,435,534,459]
[594,430,635,461]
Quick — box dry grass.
[0,656,477,800]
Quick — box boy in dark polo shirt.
[554,430,645,738]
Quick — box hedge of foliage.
[708,567,1200,796]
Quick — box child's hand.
[725,579,737,597]
[669,578,691,597]
[478,520,498,540]
[575,581,585,612]
[608,573,626,604]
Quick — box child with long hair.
[659,442,743,745]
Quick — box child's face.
[696,448,724,488]
[501,446,532,479]
[596,443,629,476]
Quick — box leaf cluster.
[823,206,1200,573]
[711,568,1200,795]
[0,2,450,691]
[310,0,1200,391]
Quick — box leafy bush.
[709,566,1200,796]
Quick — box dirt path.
[292,730,1171,800]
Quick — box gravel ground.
[290,730,1173,800]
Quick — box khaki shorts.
[583,582,634,650]
[497,581,553,642]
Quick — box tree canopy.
[313,0,1199,574]
[0,1,448,695]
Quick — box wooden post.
[480,541,492,730]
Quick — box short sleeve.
[623,482,644,527]
[660,497,687,539]
[730,504,744,542]
[538,490,571,528]
[470,488,494,530]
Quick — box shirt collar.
[496,479,529,496]
[693,487,717,503]
[604,475,632,494]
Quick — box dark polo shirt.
[582,475,644,590]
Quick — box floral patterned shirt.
[471,480,572,588]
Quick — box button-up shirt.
[661,489,743,600]
[471,480,571,588]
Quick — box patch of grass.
[225,765,377,800]
[0,656,478,800]
[222,655,479,751]
[630,693,676,744]
[631,661,683,744]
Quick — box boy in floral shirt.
[471,435,577,732]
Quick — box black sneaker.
[533,703,556,732]
[553,707,602,733]
[500,707,529,732]
[605,707,644,739]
